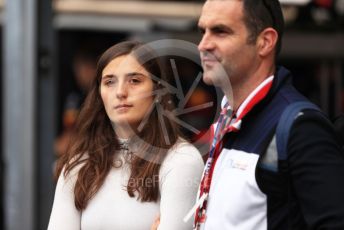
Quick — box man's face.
[198,0,259,88]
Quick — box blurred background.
[0,0,343,229]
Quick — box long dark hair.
[55,41,181,210]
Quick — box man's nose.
[198,33,215,52]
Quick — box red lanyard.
[194,106,234,228]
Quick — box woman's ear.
[257,28,278,57]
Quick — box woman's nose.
[116,81,128,99]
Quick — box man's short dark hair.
[242,0,284,56]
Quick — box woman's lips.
[114,104,133,112]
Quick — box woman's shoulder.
[159,139,204,190]
[58,153,88,182]
[163,138,204,167]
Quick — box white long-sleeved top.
[48,141,204,230]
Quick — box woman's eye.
[129,78,141,84]
[104,79,114,86]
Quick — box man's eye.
[213,29,226,34]
[198,28,205,35]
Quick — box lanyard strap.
[194,105,234,228]
[203,103,234,190]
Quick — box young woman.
[48,41,204,230]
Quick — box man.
[195,0,344,229]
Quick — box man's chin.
[202,73,215,86]
[203,72,227,88]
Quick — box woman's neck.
[113,123,135,139]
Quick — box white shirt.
[48,140,204,230]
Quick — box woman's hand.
[150,214,160,230]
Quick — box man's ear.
[257,28,278,57]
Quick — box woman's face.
[100,54,154,133]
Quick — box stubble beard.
[202,61,234,107]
